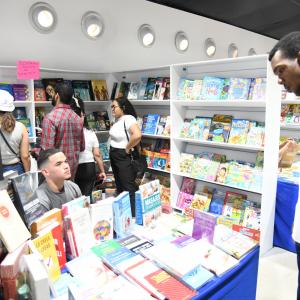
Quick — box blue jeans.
[3,162,25,175]
[296,242,300,300]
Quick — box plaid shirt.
[41,104,85,178]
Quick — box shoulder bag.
[124,121,147,178]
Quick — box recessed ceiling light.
[228,43,239,58]
[81,11,104,40]
[175,31,189,53]
[138,24,155,47]
[248,48,257,56]
[204,38,216,57]
[29,2,57,33]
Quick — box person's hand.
[99,172,106,181]
[125,147,131,154]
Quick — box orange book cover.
[91,80,109,101]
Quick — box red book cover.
[50,223,67,269]
[145,269,197,300]
[232,224,260,242]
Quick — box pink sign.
[17,60,40,80]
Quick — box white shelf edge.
[14,101,32,106]
[148,167,170,174]
[174,137,263,152]
[172,171,262,194]
[281,99,300,104]
[129,100,170,106]
[280,124,300,130]
[172,100,266,108]
[142,133,170,139]
[94,130,110,134]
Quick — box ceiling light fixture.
[228,43,239,58]
[175,31,189,53]
[138,24,155,47]
[29,2,57,33]
[204,38,216,57]
[81,11,104,40]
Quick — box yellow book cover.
[91,80,109,101]
[32,231,61,282]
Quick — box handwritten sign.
[17,60,40,80]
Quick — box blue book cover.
[142,114,160,134]
[201,76,224,100]
[99,143,109,160]
[209,190,227,215]
[182,266,215,289]
[113,191,133,238]
[137,77,148,99]
[102,246,137,269]
[144,77,156,100]
[228,78,252,100]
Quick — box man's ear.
[297,51,300,66]
[41,168,49,178]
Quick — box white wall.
[0,0,277,72]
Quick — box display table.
[273,178,299,253]
[193,247,259,300]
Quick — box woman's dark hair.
[0,112,16,133]
[69,97,89,129]
[114,97,137,118]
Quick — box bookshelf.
[170,55,281,256]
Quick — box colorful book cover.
[137,77,148,99]
[144,77,157,100]
[90,197,114,242]
[222,191,247,222]
[190,152,214,180]
[72,80,93,101]
[91,189,103,203]
[177,78,188,100]
[197,117,212,141]
[176,192,194,210]
[228,119,250,145]
[91,240,122,258]
[91,79,109,101]
[152,77,164,100]
[179,153,194,174]
[32,231,61,282]
[208,114,233,143]
[180,118,192,138]
[162,115,171,136]
[192,210,218,243]
[12,84,29,101]
[242,206,261,230]
[127,82,140,100]
[152,152,168,170]
[181,266,214,290]
[201,76,224,100]
[215,162,229,183]
[191,79,203,100]
[217,215,240,228]
[232,224,260,242]
[246,122,265,146]
[13,107,27,119]
[142,114,160,134]
[220,78,230,100]
[189,192,212,213]
[118,81,131,98]
[156,115,168,135]
[180,177,196,194]
[159,77,170,100]
[248,77,267,101]
[187,118,202,140]
[209,190,226,215]
[113,191,133,238]
[18,118,34,138]
[227,77,252,100]
[99,143,109,160]
[41,78,63,102]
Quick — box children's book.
[113,191,133,238]
[220,78,230,100]
[192,210,218,243]
[222,191,247,222]
[189,192,212,214]
[191,79,203,100]
[208,114,233,143]
[215,162,229,183]
[180,118,192,138]
[227,77,252,100]
[248,77,267,101]
[209,190,227,215]
[176,191,194,210]
[232,224,260,242]
[179,153,194,174]
[242,206,261,230]
[246,121,265,146]
[228,119,250,144]
[34,80,46,101]
[201,76,224,100]
[180,177,196,194]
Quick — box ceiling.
[148,0,300,40]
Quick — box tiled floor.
[256,247,298,300]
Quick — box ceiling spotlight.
[175,31,189,53]
[138,24,155,47]
[248,48,257,56]
[228,43,239,58]
[81,11,104,40]
[204,38,216,57]
[29,2,57,33]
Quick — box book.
[242,206,261,230]
[180,177,196,194]
[220,78,230,100]
[137,77,148,99]
[22,254,50,300]
[0,190,31,253]
[61,195,90,217]
[246,121,265,146]
[156,115,168,135]
[18,118,34,138]
[191,79,203,100]
[118,81,131,98]
[94,111,110,130]
[248,77,267,100]
[42,78,63,102]
[144,77,157,100]
[215,162,229,183]
[127,82,140,100]
[176,191,194,210]
[201,76,224,100]
[227,77,252,100]
[91,239,122,258]
[209,190,227,215]
[91,189,103,203]
[228,119,250,144]
[159,77,170,100]
[152,77,164,100]
[192,210,218,243]
[91,79,109,101]
[222,191,247,222]
[110,82,118,100]
[72,80,93,101]
[208,114,233,143]
[12,84,29,101]
[113,191,133,238]
[31,231,61,282]
[13,107,27,119]
[179,153,194,174]
[232,224,260,242]
[142,114,160,134]
[180,118,192,138]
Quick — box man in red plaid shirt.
[40,82,85,179]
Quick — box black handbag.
[124,121,147,178]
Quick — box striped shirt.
[41,104,85,178]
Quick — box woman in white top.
[0,90,30,175]
[70,97,106,196]
[109,97,142,216]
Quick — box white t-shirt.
[109,115,137,149]
[78,128,99,164]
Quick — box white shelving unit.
[112,67,171,176]
[170,55,281,256]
